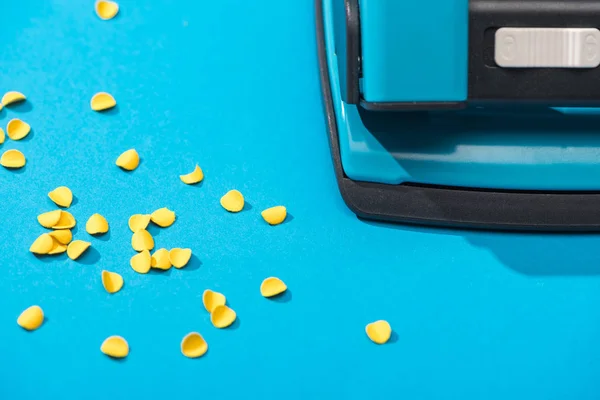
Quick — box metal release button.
[495,27,600,68]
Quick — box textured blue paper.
[1,1,600,399]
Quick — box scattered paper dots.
[151,248,171,270]
[261,206,287,225]
[210,305,237,329]
[150,207,175,227]
[86,213,109,235]
[101,270,123,294]
[48,186,73,208]
[29,233,54,254]
[115,149,139,171]
[220,190,244,212]
[37,210,62,228]
[130,249,151,274]
[203,289,226,313]
[179,165,204,185]
[1,149,26,169]
[48,242,67,255]
[365,320,392,344]
[181,332,208,358]
[1,91,26,106]
[17,305,44,331]
[132,229,154,252]
[260,277,287,298]
[100,335,129,358]
[95,1,119,20]
[52,211,76,229]
[48,229,72,245]
[128,214,151,233]
[6,118,31,140]
[67,240,91,260]
[90,92,116,111]
[169,248,191,269]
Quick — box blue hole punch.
[316,0,600,231]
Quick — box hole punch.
[317,0,600,230]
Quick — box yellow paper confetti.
[0,149,26,168]
[169,248,191,269]
[0,128,5,144]
[181,332,208,358]
[101,270,123,294]
[220,190,244,212]
[29,233,54,254]
[6,118,31,140]
[86,213,109,235]
[128,214,151,233]
[151,248,171,270]
[48,186,73,208]
[48,241,68,255]
[67,240,91,260]
[365,320,392,344]
[17,305,44,331]
[131,229,154,252]
[115,149,139,171]
[260,277,287,298]
[52,211,76,229]
[95,1,119,20]
[150,207,176,227]
[100,335,129,358]
[37,210,62,228]
[90,92,116,111]
[202,289,226,313]
[49,229,72,245]
[210,305,237,329]
[261,206,287,225]
[130,249,151,274]
[1,91,26,106]
[179,165,204,185]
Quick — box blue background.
[2,1,600,399]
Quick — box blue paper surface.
[1,1,600,399]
